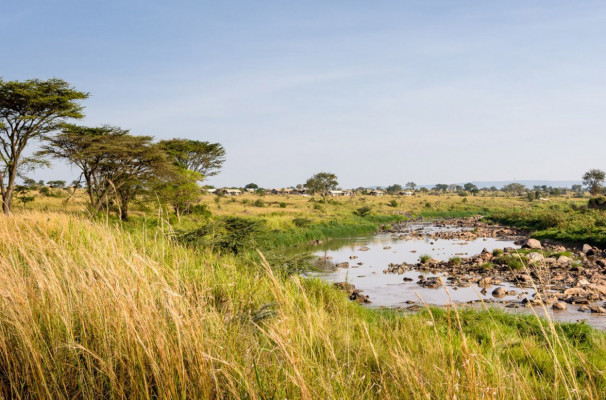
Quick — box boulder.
[349,290,371,304]
[492,287,507,298]
[479,248,493,261]
[563,287,586,296]
[336,262,350,269]
[575,278,590,287]
[582,244,595,255]
[552,302,567,311]
[526,252,544,263]
[478,277,492,287]
[522,239,542,249]
[586,284,606,295]
[557,255,572,266]
[334,282,355,293]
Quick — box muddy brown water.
[306,224,606,330]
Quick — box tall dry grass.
[0,212,604,399]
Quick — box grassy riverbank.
[1,212,605,399]
[24,190,601,248]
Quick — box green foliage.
[47,180,66,189]
[253,199,265,207]
[583,169,606,196]
[159,138,226,179]
[14,185,35,207]
[292,217,312,228]
[279,202,286,208]
[588,196,606,210]
[305,172,338,201]
[385,184,403,194]
[0,78,88,213]
[353,205,372,217]
[388,199,398,208]
[189,203,212,217]
[419,254,431,263]
[479,262,494,271]
[494,255,524,270]
[448,256,462,266]
[177,216,263,254]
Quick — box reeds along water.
[0,212,604,399]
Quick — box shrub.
[492,249,504,256]
[353,206,372,217]
[388,200,398,208]
[588,196,606,210]
[279,202,286,208]
[292,217,312,228]
[189,204,212,217]
[253,199,265,208]
[419,254,431,264]
[448,257,462,266]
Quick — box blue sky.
[2,1,605,188]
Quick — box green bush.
[353,206,372,217]
[253,199,265,207]
[189,204,212,217]
[292,217,312,228]
[448,256,462,266]
[419,254,431,264]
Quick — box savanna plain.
[2,189,606,399]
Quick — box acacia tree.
[42,125,174,219]
[405,182,417,190]
[385,184,403,195]
[159,139,225,179]
[41,124,130,209]
[463,182,479,195]
[305,172,338,202]
[583,169,605,196]
[0,78,88,214]
[502,183,526,196]
[104,137,174,220]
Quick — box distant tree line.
[0,78,225,219]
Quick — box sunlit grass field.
[1,211,605,399]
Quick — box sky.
[2,0,605,188]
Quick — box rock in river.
[522,238,542,249]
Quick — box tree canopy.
[385,184,403,194]
[305,172,338,202]
[42,124,175,219]
[159,139,225,179]
[583,169,605,196]
[0,78,88,213]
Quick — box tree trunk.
[120,201,129,221]
[2,166,17,215]
[1,192,11,215]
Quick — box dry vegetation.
[1,208,605,399]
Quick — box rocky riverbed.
[314,218,606,328]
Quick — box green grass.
[1,212,605,399]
